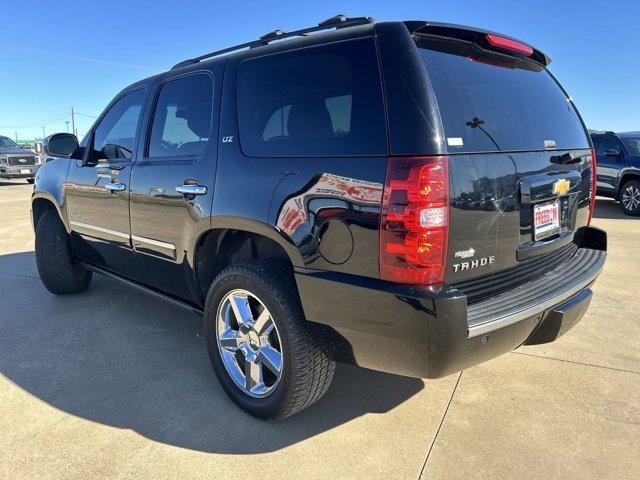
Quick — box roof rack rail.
[171,14,374,70]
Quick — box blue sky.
[1,0,638,141]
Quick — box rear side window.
[417,39,589,153]
[148,73,214,158]
[237,39,387,157]
[621,137,640,156]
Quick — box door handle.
[175,184,207,196]
[105,182,126,192]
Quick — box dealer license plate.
[534,201,560,241]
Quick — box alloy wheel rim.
[215,289,283,398]
[622,186,640,211]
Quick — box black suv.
[590,131,640,215]
[32,16,606,419]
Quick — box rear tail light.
[485,34,533,56]
[588,148,597,225]
[380,156,449,285]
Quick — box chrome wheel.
[215,289,283,398]
[622,185,640,211]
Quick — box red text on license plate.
[535,206,558,226]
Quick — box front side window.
[596,137,622,156]
[237,39,386,157]
[148,74,214,158]
[92,89,145,161]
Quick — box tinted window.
[237,39,386,157]
[596,137,622,156]
[148,74,214,158]
[417,39,589,153]
[621,137,640,156]
[0,136,19,148]
[93,89,145,161]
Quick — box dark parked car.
[590,131,640,215]
[0,135,40,183]
[32,15,606,419]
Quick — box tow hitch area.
[524,288,593,345]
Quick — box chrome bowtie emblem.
[553,178,571,196]
[455,248,475,259]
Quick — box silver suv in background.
[0,135,41,184]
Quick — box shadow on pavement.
[593,197,636,221]
[0,251,423,453]
[0,181,32,187]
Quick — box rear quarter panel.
[214,54,387,277]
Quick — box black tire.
[619,179,640,216]
[204,260,335,419]
[35,210,92,294]
[26,178,35,184]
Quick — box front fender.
[31,159,71,231]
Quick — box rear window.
[417,39,589,153]
[236,38,387,157]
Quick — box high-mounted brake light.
[588,148,597,225]
[380,156,449,285]
[485,34,533,56]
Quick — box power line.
[1,110,99,131]
[0,44,161,72]
[0,112,68,128]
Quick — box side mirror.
[43,133,79,158]
[604,148,621,157]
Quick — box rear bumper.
[295,226,606,378]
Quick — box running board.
[81,263,204,315]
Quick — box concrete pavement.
[0,181,638,479]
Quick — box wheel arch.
[616,168,640,196]
[31,192,66,232]
[194,218,304,299]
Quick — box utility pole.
[42,126,45,139]
[14,131,18,141]
[71,106,76,139]
[65,121,70,132]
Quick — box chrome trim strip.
[131,234,176,251]
[69,220,130,240]
[467,254,605,338]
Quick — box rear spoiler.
[404,21,551,67]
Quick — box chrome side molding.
[69,221,176,258]
[69,220,130,240]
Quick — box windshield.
[621,137,640,156]
[417,38,589,153]
[0,136,20,148]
